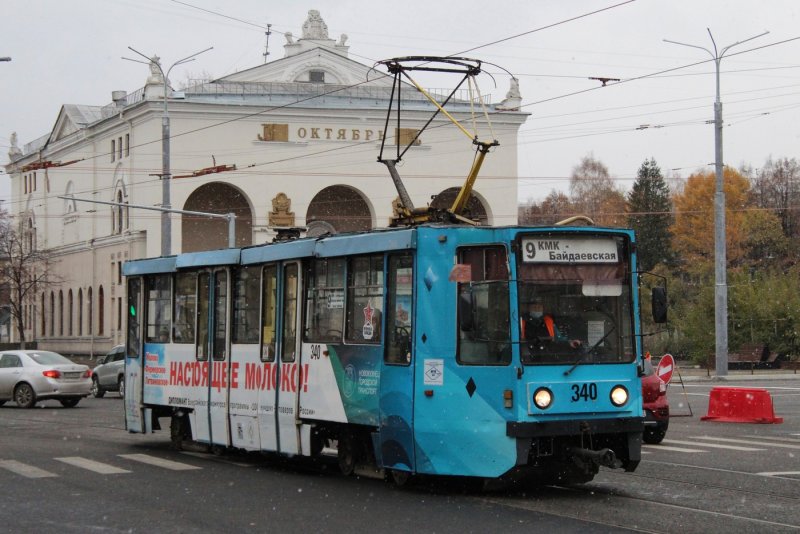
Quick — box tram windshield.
[517,235,634,365]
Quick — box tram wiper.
[563,325,616,376]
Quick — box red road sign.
[657,353,675,384]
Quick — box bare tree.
[0,212,59,347]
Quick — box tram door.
[378,253,416,472]
[124,277,144,433]
[196,269,231,446]
[276,262,302,454]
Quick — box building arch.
[182,182,253,253]
[430,187,490,225]
[306,185,373,236]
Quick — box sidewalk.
[674,363,800,382]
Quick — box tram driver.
[521,300,582,352]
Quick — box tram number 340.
[571,383,598,402]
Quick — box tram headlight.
[533,388,553,410]
[610,385,629,407]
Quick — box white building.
[4,10,527,357]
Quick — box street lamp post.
[124,46,212,257]
[665,29,768,377]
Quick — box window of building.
[233,266,260,344]
[68,289,73,336]
[117,297,122,332]
[49,292,54,337]
[304,258,345,343]
[125,133,130,157]
[58,290,64,336]
[173,272,196,344]
[309,70,325,83]
[118,136,123,160]
[88,287,93,336]
[111,139,116,162]
[456,246,511,365]
[345,255,383,344]
[98,286,104,336]
[40,292,45,337]
[145,275,171,343]
[78,289,83,336]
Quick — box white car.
[0,350,92,408]
[90,344,125,398]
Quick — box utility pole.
[665,29,768,377]
[123,46,212,257]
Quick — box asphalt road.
[0,377,798,533]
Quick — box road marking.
[119,453,201,470]
[179,451,253,467]
[756,471,800,477]
[642,444,708,453]
[662,439,765,452]
[690,436,800,450]
[55,457,130,474]
[753,436,800,444]
[0,460,57,478]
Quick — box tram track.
[604,461,800,501]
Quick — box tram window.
[197,273,210,361]
[145,274,171,343]
[233,266,260,344]
[282,263,299,362]
[304,258,345,343]
[261,265,278,362]
[385,253,413,364]
[173,272,196,344]
[213,271,228,361]
[456,246,511,365]
[345,255,384,344]
[127,278,141,358]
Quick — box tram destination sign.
[521,237,618,264]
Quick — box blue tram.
[123,224,664,484]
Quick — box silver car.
[91,344,125,398]
[0,350,92,408]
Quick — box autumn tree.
[569,154,626,226]
[627,158,674,271]
[750,157,800,260]
[0,212,59,346]
[519,190,574,225]
[670,167,751,273]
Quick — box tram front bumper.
[507,417,644,472]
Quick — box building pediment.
[218,47,390,87]
[50,104,103,143]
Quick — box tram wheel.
[170,414,190,451]
[338,436,358,476]
[387,469,412,487]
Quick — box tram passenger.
[521,301,582,351]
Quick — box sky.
[2,0,799,206]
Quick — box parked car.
[0,350,92,408]
[641,355,669,444]
[91,344,125,398]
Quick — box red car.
[641,357,669,444]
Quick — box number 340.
[571,383,597,401]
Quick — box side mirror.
[652,286,668,323]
